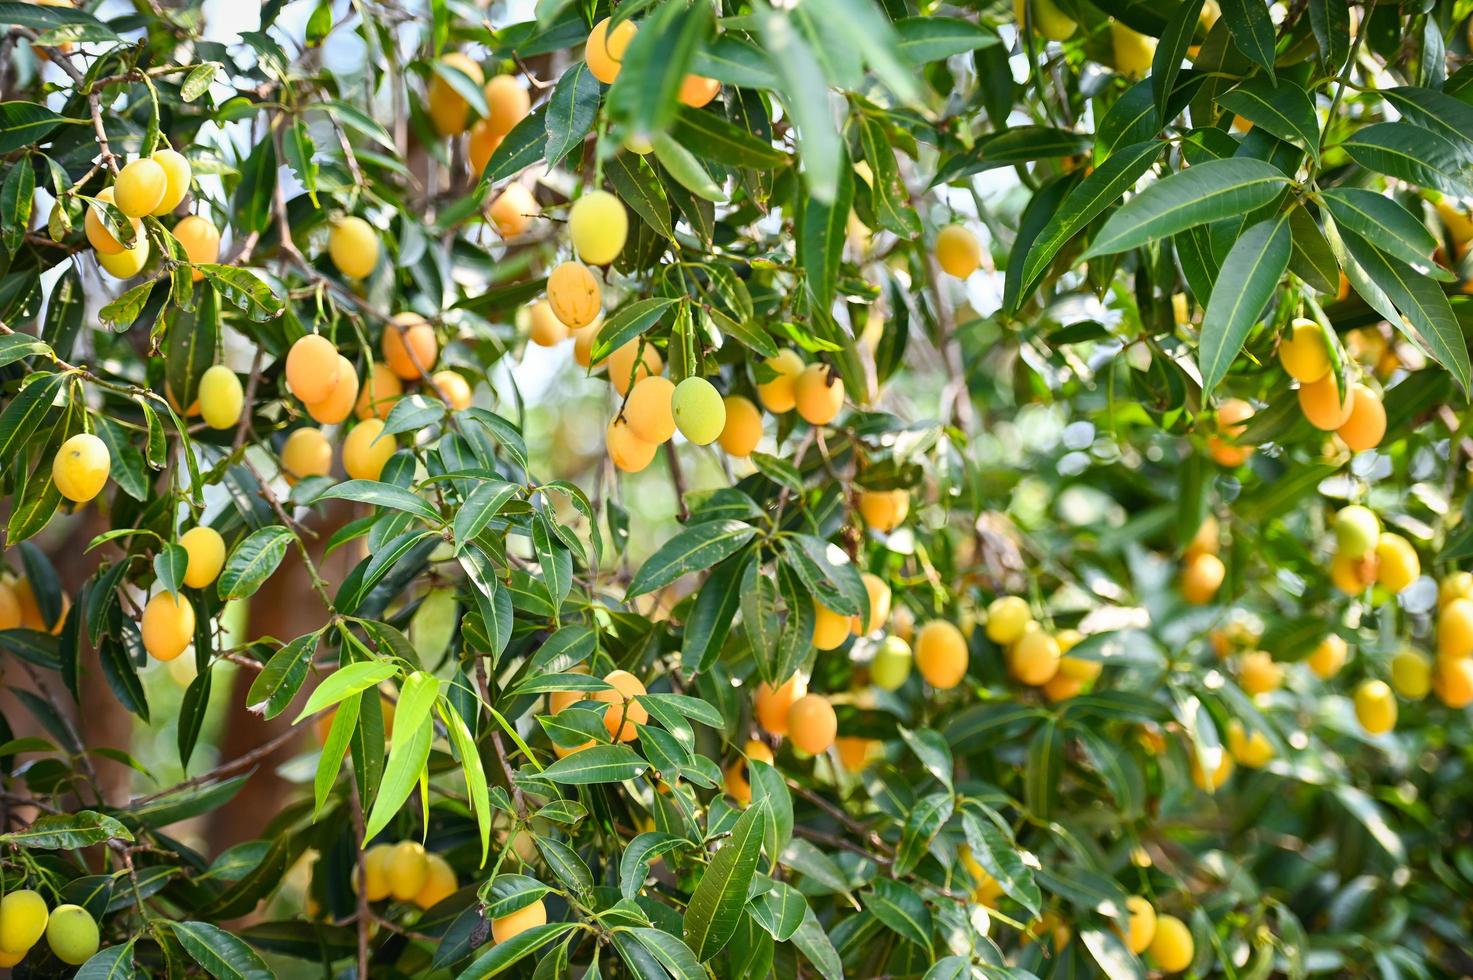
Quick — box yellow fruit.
[1375,532,1419,593]
[173,214,219,279]
[484,74,531,137]
[359,844,393,900]
[594,669,648,741]
[281,427,332,483]
[607,417,658,473]
[97,233,150,277]
[85,187,140,254]
[606,338,662,396]
[1207,398,1254,467]
[1332,551,1378,595]
[853,573,891,635]
[1180,551,1225,604]
[1334,505,1380,558]
[529,300,568,347]
[858,488,909,532]
[985,596,1032,645]
[1058,652,1101,683]
[1354,679,1396,735]
[835,736,876,772]
[1298,372,1353,430]
[114,157,168,217]
[0,946,21,968]
[489,182,540,238]
[52,433,111,503]
[413,853,457,910]
[1434,657,1473,708]
[343,419,397,481]
[468,120,502,176]
[0,580,20,631]
[1014,0,1078,41]
[180,526,226,589]
[197,364,243,429]
[142,591,195,661]
[672,377,726,445]
[756,349,804,413]
[569,189,628,266]
[1238,650,1282,696]
[44,904,98,965]
[812,602,852,651]
[1191,750,1234,792]
[387,841,430,902]
[492,898,547,943]
[586,17,636,84]
[10,579,67,634]
[572,321,599,366]
[679,74,721,107]
[428,370,471,411]
[150,148,192,215]
[1278,317,1332,382]
[306,356,361,425]
[1439,571,1473,608]
[871,635,913,690]
[755,676,806,736]
[915,620,968,689]
[724,738,775,805]
[355,364,402,420]
[794,364,844,425]
[0,890,49,954]
[1009,627,1061,686]
[1111,20,1157,79]
[1390,648,1432,699]
[1307,634,1348,679]
[1042,672,1083,701]
[935,224,981,278]
[383,313,438,380]
[1227,719,1274,767]
[625,375,677,443]
[287,334,341,404]
[787,694,837,754]
[1439,597,1473,659]
[1337,383,1386,452]
[1149,914,1194,973]
[547,261,602,329]
[428,52,484,136]
[1124,896,1156,955]
[718,395,763,456]
[329,216,380,279]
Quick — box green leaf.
[683,799,768,960]
[0,371,64,463]
[1025,720,1064,820]
[0,332,51,368]
[621,832,695,899]
[691,35,778,89]
[894,16,999,65]
[1083,158,1290,257]
[961,807,1042,917]
[479,105,549,183]
[867,878,932,954]
[789,907,843,980]
[316,479,442,523]
[177,664,213,768]
[73,943,136,979]
[217,525,294,600]
[1218,76,1318,157]
[626,519,759,599]
[196,265,284,321]
[540,743,649,784]
[0,101,72,154]
[1,156,35,255]
[453,479,520,551]
[457,923,577,979]
[1320,187,1440,274]
[652,133,724,202]
[294,660,400,722]
[0,810,132,849]
[543,63,600,168]
[1198,211,1292,394]
[935,125,1092,185]
[607,0,712,138]
[1307,0,1350,71]
[429,60,488,118]
[807,0,919,106]
[1341,122,1473,198]
[364,671,441,840]
[172,921,274,980]
[313,690,358,816]
[608,152,675,239]
[590,297,679,366]
[246,633,318,719]
[441,702,492,865]
[181,62,218,101]
[799,155,854,310]
[1218,0,1277,75]
[1151,0,1205,125]
[671,106,787,169]
[758,7,841,203]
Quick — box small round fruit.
[489,183,540,238]
[142,591,194,662]
[484,74,531,137]
[1149,914,1193,973]
[287,334,340,404]
[150,148,192,215]
[1334,505,1380,558]
[607,417,658,473]
[528,300,568,347]
[756,349,804,413]
[1227,719,1274,767]
[1238,650,1282,696]
[383,313,438,379]
[1009,627,1060,686]
[1124,896,1156,955]
[1331,551,1377,595]
[724,738,774,806]
[572,321,599,366]
[469,119,502,176]
[1186,515,1219,558]
[387,841,430,902]
[85,187,139,254]
[1337,383,1386,452]
[1180,551,1225,605]
[672,377,726,445]
[1042,671,1083,701]
[935,224,981,278]
[787,694,837,755]
[1192,750,1234,792]
[586,17,637,84]
[594,669,648,741]
[281,427,332,483]
[1439,598,1473,659]
[718,395,763,456]
[431,370,473,411]
[173,214,219,279]
[413,853,457,910]
[52,433,111,503]
[343,419,396,481]
[1208,398,1254,467]
[1278,317,1332,382]
[306,355,361,425]
[359,844,393,900]
[355,364,402,421]
[625,376,677,444]
[755,676,806,736]
[1440,571,1473,608]
[114,157,168,217]
[1375,532,1419,593]
[985,596,1032,645]
[812,602,852,651]
[180,526,226,589]
[329,216,380,280]
[492,898,547,943]
[1111,20,1157,79]
[547,261,602,329]
[97,234,150,277]
[44,904,98,966]
[835,736,877,772]
[858,488,909,532]
[0,889,49,954]
[794,364,844,425]
[428,52,484,136]
[870,635,913,690]
[198,364,243,430]
[1390,647,1431,699]
[853,573,891,635]
[1298,372,1353,430]
[1015,0,1078,41]
[606,338,662,396]
[0,580,20,631]
[1354,679,1397,735]
[1434,657,1473,708]
[569,190,629,266]
[915,620,968,689]
[1307,634,1348,679]
[679,74,721,107]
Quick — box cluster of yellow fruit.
[752,678,838,756]
[986,596,1100,700]
[1281,319,1387,453]
[546,669,650,755]
[0,890,101,968]
[80,149,219,280]
[584,17,721,111]
[137,525,226,662]
[358,840,457,910]
[1328,505,1420,599]
[608,373,730,473]
[1428,574,1473,708]
[754,348,846,427]
[0,575,67,633]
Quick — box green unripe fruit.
[871,635,913,691]
[198,364,244,430]
[672,377,726,446]
[45,904,99,966]
[0,889,49,954]
[1334,505,1380,559]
